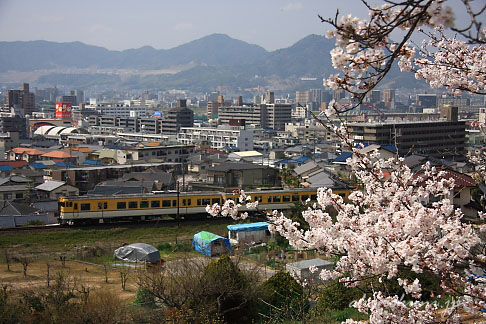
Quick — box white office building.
[177,126,254,151]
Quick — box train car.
[58,187,351,225]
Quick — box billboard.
[153,110,161,117]
[55,102,72,118]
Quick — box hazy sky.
[0,0,368,51]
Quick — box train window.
[212,198,220,205]
[162,200,170,207]
[338,193,345,198]
[273,196,281,203]
[129,201,138,209]
[197,199,201,206]
[182,199,187,206]
[311,195,317,200]
[283,195,290,202]
[140,201,149,208]
[202,198,210,205]
[292,195,300,202]
[267,196,272,203]
[98,202,102,210]
[117,202,126,209]
[172,200,177,207]
[302,195,309,201]
[59,201,65,207]
[103,202,107,209]
[152,201,161,208]
[255,196,263,202]
[80,203,91,211]
[69,202,73,207]
[74,203,78,210]
[187,199,191,206]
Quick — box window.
[129,201,138,209]
[172,200,177,207]
[267,196,272,203]
[283,195,290,202]
[151,201,161,208]
[187,199,191,206]
[273,196,281,203]
[182,199,187,206]
[202,198,210,205]
[81,203,91,211]
[74,203,78,210]
[162,200,171,207]
[302,195,309,201]
[292,195,300,202]
[15,193,23,199]
[117,202,126,209]
[212,198,220,205]
[311,194,317,201]
[140,201,149,208]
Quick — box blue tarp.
[83,160,105,165]
[54,162,75,167]
[0,165,13,172]
[29,162,47,169]
[192,231,231,257]
[227,222,269,232]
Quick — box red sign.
[55,102,72,118]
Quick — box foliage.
[133,287,156,308]
[25,220,45,226]
[260,271,304,312]
[316,280,362,312]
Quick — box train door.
[97,201,108,223]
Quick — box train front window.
[129,201,138,209]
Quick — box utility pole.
[176,181,180,228]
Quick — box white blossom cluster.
[321,0,485,102]
[208,147,486,322]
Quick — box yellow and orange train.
[58,187,351,225]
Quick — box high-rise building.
[370,90,381,104]
[296,91,310,105]
[309,89,322,104]
[383,89,396,109]
[162,99,194,134]
[265,91,275,104]
[6,83,35,116]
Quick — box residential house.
[35,180,79,200]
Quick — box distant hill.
[1,34,424,91]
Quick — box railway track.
[0,217,235,233]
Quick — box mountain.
[0,34,268,72]
[0,34,423,92]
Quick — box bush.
[156,242,172,252]
[133,287,155,308]
[316,280,361,312]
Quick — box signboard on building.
[154,110,161,117]
[55,102,72,118]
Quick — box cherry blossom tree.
[321,0,485,114]
[209,1,486,322]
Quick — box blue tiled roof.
[276,159,297,164]
[381,144,398,153]
[334,152,352,163]
[29,162,47,169]
[0,165,12,172]
[295,156,309,163]
[54,162,76,167]
[83,160,105,165]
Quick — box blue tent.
[192,231,231,257]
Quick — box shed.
[286,258,334,283]
[114,243,161,263]
[227,222,272,245]
[192,231,231,257]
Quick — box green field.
[0,220,236,259]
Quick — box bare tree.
[13,256,30,278]
[120,268,130,291]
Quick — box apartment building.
[177,126,254,151]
